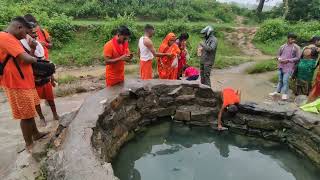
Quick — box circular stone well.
[45,80,320,180]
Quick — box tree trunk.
[283,0,289,19]
[256,0,266,14]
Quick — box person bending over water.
[217,88,241,131]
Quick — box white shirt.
[139,36,154,61]
[20,35,45,58]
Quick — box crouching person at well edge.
[0,17,47,152]
[104,26,133,87]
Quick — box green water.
[113,122,320,180]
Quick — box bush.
[45,14,75,48]
[254,19,289,42]
[89,13,140,43]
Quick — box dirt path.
[212,16,276,102]
[0,92,91,178]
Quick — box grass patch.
[215,56,252,69]
[246,59,277,74]
[253,39,285,56]
[51,30,104,66]
[57,75,78,84]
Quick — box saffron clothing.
[36,82,54,100]
[222,88,240,108]
[103,36,130,87]
[140,60,153,80]
[157,33,181,80]
[36,27,50,59]
[3,87,40,119]
[185,66,199,77]
[309,69,320,101]
[0,32,35,89]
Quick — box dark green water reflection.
[113,122,320,180]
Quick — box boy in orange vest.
[217,88,241,131]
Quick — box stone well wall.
[45,80,320,180]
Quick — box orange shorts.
[3,88,40,120]
[36,82,54,100]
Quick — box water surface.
[113,122,320,180]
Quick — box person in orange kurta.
[217,88,241,131]
[157,33,181,80]
[104,26,133,87]
[24,14,58,125]
[0,17,47,152]
[138,24,172,80]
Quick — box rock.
[168,86,182,96]
[293,110,320,130]
[247,128,262,137]
[59,109,79,128]
[32,139,50,162]
[144,107,176,118]
[294,95,308,106]
[312,126,320,136]
[191,107,215,122]
[176,95,195,105]
[247,118,283,130]
[195,86,215,98]
[174,110,191,121]
[159,96,175,106]
[196,98,218,107]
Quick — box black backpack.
[0,54,25,79]
[32,59,55,77]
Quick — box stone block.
[174,110,191,121]
[191,107,215,121]
[227,123,247,135]
[196,98,218,107]
[110,96,125,110]
[143,107,176,118]
[247,119,282,130]
[293,110,320,130]
[168,86,182,96]
[312,126,320,137]
[176,95,196,105]
[159,96,175,106]
[247,128,262,137]
[195,87,215,98]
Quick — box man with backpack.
[24,14,58,124]
[269,33,301,100]
[0,17,47,152]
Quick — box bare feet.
[40,118,47,127]
[53,114,60,121]
[33,132,49,141]
[25,143,34,153]
[218,125,228,131]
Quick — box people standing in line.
[269,33,301,100]
[104,26,133,87]
[138,24,172,80]
[308,36,320,102]
[157,33,181,80]
[0,17,47,152]
[177,33,190,79]
[23,14,59,124]
[198,26,218,87]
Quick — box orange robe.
[36,27,50,60]
[140,60,153,80]
[157,33,181,80]
[309,68,320,101]
[222,88,240,108]
[0,32,40,120]
[103,36,130,87]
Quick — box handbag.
[32,59,55,77]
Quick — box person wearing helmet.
[198,26,218,87]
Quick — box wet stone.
[159,96,175,106]
[174,110,191,121]
[293,110,320,130]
